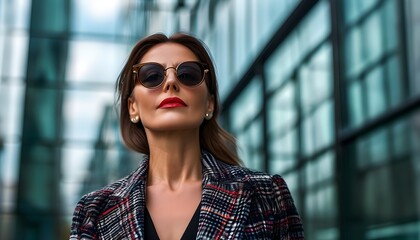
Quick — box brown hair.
[115,33,241,166]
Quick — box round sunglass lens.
[139,64,165,88]
[177,62,203,86]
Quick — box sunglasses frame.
[132,61,209,89]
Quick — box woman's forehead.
[139,42,199,65]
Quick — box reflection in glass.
[229,77,264,170]
[230,77,262,132]
[382,0,398,52]
[347,109,420,238]
[301,101,334,157]
[304,152,337,240]
[0,34,29,79]
[71,0,129,36]
[345,27,363,78]
[265,34,299,91]
[268,129,297,174]
[66,40,128,83]
[63,90,114,141]
[298,0,330,58]
[0,83,24,138]
[343,0,379,25]
[211,4,231,100]
[267,82,297,174]
[365,67,386,119]
[362,10,383,66]
[386,56,402,108]
[60,146,94,215]
[343,0,407,131]
[406,0,420,96]
[299,44,332,115]
[299,44,334,156]
[236,118,263,171]
[267,82,296,133]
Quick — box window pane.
[298,0,330,58]
[0,0,31,29]
[63,89,114,141]
[0,83,24,138]
[382,0,398,52]
[343,0,409,131]
[406,0,420,96]
[71,0,130,36]
[304,152,337,240]
[267,82,296,133]
[268,129,297,174]
[301,100,334,157]
[347,80,364,127]
[236,118,264,171]
[365,67,386,119]
[343,0,380,25]
[230,76,263,132]
[265,34,299,91]
[347,109,420,234]
[362,10,383,66]
[386,56,403,107]
[314,100,334,150]
[229,76,264,170]
[0,33,29,79]
[66,40,128,83]
[300,44,332,115]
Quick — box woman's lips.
[158,97,187,108]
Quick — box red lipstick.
[158,97,187,108]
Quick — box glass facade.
[0,0,419,239]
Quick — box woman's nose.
[162,68,179,92]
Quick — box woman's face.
[128,42,214,132]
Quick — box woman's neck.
[145,129,202,190]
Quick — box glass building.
[0,0,419,239]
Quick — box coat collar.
[108,150,249,200]
[99,150,252,239]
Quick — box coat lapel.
[197,152,253,239]
[96,152,253,239]
[96,158,148,239]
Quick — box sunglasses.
[132,61,209,88]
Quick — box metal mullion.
[395,0,410,98]
[329,0,353,239]
[339,94,420,145]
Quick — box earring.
[131,115,139,123]
[205,112,213,120]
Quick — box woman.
[70,33,304,239]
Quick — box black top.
[144,204,201,240]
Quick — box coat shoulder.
[70,164,145,233]
[70,158,149,239]
[213,159,285,188]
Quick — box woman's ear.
[207,94,215,113]
[128,96,139,117]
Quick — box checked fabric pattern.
[70,151,304,239]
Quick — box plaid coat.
[70,151,304,239]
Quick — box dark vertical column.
[395,0,409,96]
[329,0,361,239]
[15,0,69,239]
[329,0,345,238]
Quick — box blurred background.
[0,0,419,239]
